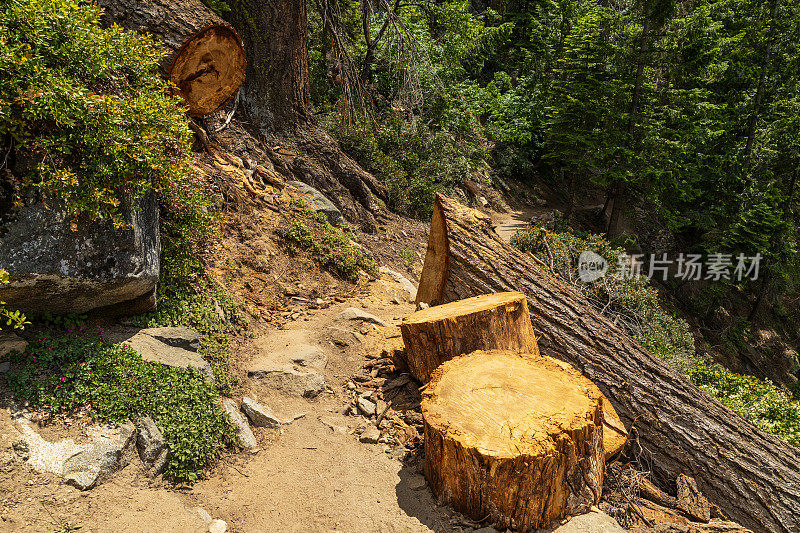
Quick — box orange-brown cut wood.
[422,349,605,531]
[400,292,538,382]
[96,0,246,117]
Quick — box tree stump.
[414,194,800,533]
[422,350,604,531]
[96,0,246,117]
[400,292,538,382]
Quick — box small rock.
[360,427,381,443]
[548,511,625,532]
[357,397,377,417]
[287,344,327,368]
[336,307,388,327]
[222,398,258,449]
[0,332,27,358]
[241,397,292,428]
[319,417,347,433]
[196,507,213,523]
[208,519,228,533]
[0,361,10,373]
[407,474,427,491]
[379,267,417,300]
[136,416,165,466]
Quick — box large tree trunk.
[226,0,311,130]
[97,0,246,117]
[416,193,800,533]
[422,349,605,531]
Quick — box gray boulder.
[288,181,344,226]
[222,398,258,449]
[63,422,137,490]
[144,327,201,352]
[106,327,214,382]
[136,416,165,467]
[0,332,27,357]
[0,193,159,315]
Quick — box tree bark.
[97,0,246,117]
[416,193,800,533]
[422,350,605,531]
[226,0,311,131]
[401,292,538,383]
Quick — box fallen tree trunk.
[422,350,604,531]
[400,292,538,382]
[96,0,246,117]
[416,193,800,533]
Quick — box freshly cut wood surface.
[422,350,604,531]
[400,292,537,382]
[415,193,800,533]
[97,0,246,117]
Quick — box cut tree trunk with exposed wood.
[401,290,628,461]
[96,0,246,117]
[416,193,800,533]
[400,292,538,382]
[422,349,605,531]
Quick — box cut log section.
[422,350,604,531]
[96,0,246,117]
[416,193,800,533]
[400,292,538,382]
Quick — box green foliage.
[6,333,236,480]
[512,227,696,370]
[689,360,800,447]
[0,269,27,330]
[280,208,380,282]
[398,249,415,271]
[0,0,206,228]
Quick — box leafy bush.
[0,268,27,330]
[280,208,380,282]
[511,227,696,370]
[0,0,207,228]
[6,333,236,480]
[689,360,800,447]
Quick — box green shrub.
[689,360,800,447]
[511,227,696,370]
[0,0,206,227]
[0,268,27,330]
[280,209,380,282]
[6,333,236,480]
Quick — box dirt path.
[491,206,547,243]
[0,276,466,533]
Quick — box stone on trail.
[336,307,388,327]
[208,519,228,533]
[287,344,327,368]
[222,398,258,449]
[357,396,377,417]
[359,427,381,443]
[247,362,326,398]
[379,267,418,300]
[241,397,292,428]
[143,326,201,352]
